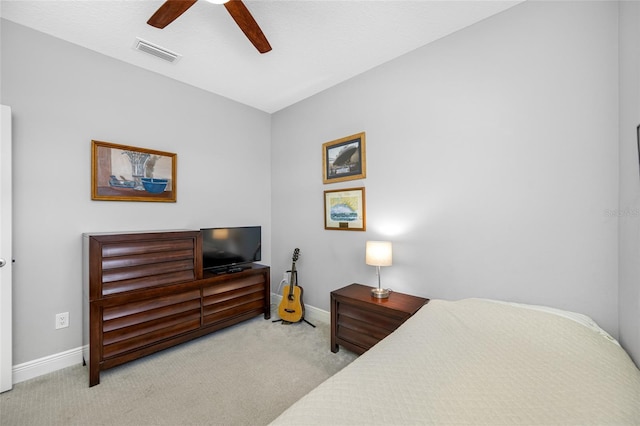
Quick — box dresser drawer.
[102,289,201,359]
[202,275,266,326]
[89,231,200,298]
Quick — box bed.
[271,298,640,425]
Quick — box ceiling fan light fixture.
[148,0,271,53]
[204,0,230,4]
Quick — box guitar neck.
[288,263,297,295]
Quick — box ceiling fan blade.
[148,0,198,29]
[224,0,272,54]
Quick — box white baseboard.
[270,293,330,324]
[13,346,84,384]
[11,297,328,385]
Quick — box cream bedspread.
[271,299,640,425]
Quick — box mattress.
[271,298,640,425]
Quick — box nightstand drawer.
[338,302,409,332]
[336,324,380,351]
[336,303,408,352]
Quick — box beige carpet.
[0,312,357,426]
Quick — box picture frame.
[91,140,177,202]
[322,132,366,184]
[324,187,366,231]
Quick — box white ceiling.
[1,0,522,113]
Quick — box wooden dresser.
[83,230,270,387]
[331,283,428,354]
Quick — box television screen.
[201,226,261,271]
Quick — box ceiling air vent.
[134,38,181,63]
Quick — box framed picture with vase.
[91,140,177,202]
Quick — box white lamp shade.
[366,241,392,267]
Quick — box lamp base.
[371,288,390,299]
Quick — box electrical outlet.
[56,312,69,329]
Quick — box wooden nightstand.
[331,283,429,354]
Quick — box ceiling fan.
[147,0,272,54]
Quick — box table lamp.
[366,241,392,298]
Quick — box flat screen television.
[201,226,261,272]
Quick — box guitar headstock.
[292,248,300,262]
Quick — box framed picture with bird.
[322,132,366,184]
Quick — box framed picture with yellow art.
[91,140,177,202]
[322,132,366,184]
[324,187,366,231]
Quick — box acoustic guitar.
[278,248,304,323]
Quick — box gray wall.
[272,1,622,338]
[2,0,639,370]
[618,0,640,366]
[1,19,272,365]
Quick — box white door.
[0,105,13,392]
